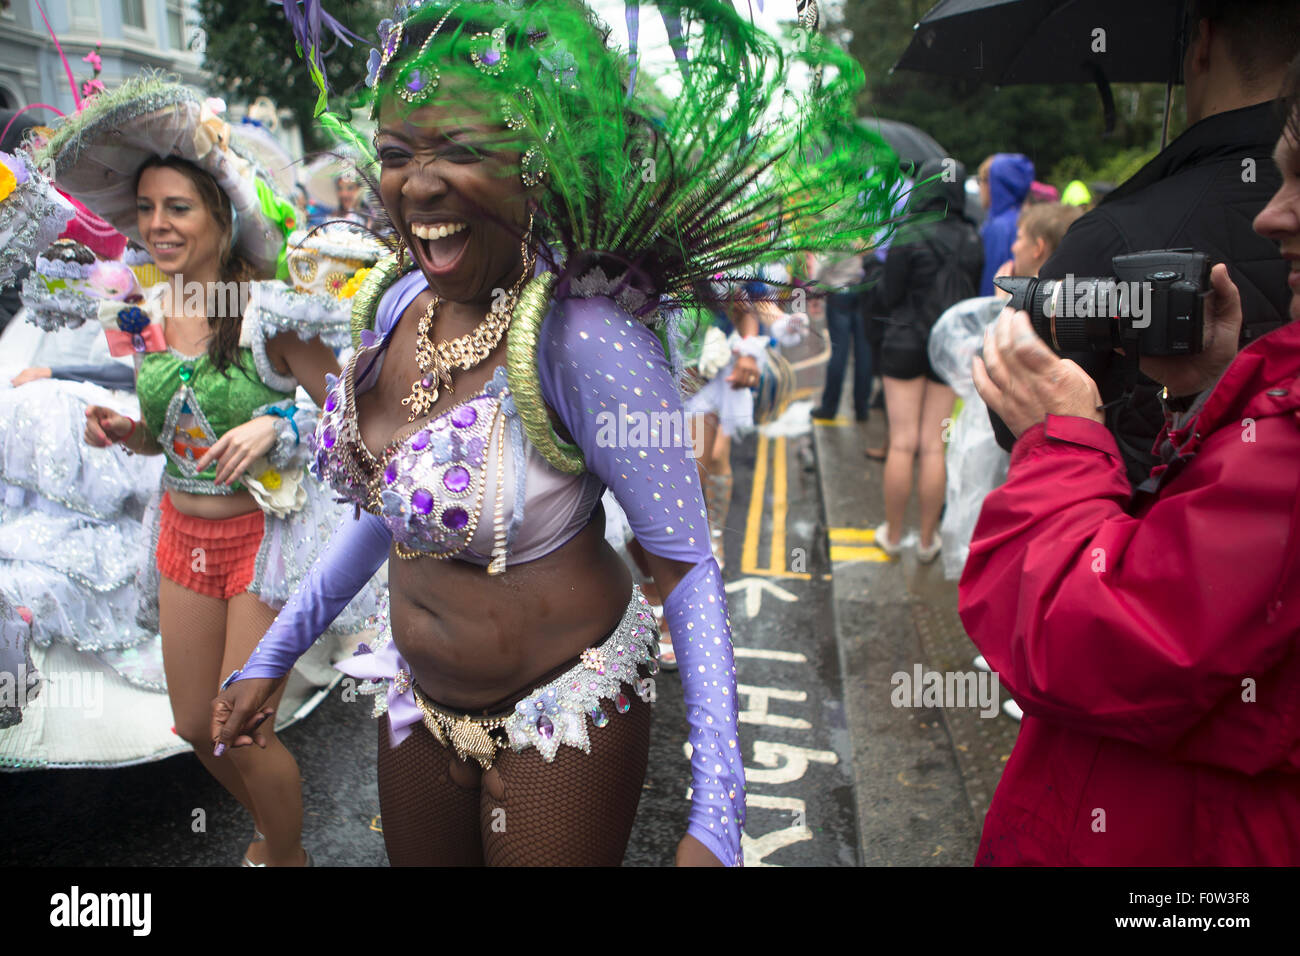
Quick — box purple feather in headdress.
[625,2,640,98]
[277,0,365,110]
[660,5,690,81]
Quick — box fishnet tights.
[376,688,652,866]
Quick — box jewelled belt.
[410,587,661,770]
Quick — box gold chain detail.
[402,222,535,422]
[413,686,508,771]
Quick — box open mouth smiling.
[408,220,470,274]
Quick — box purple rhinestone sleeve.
[221,510,392,688]
[539,297,745,865]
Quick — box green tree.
[197,0,383,150]
[838,0,1185,186]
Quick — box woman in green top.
[52,81,355,867]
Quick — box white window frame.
[165,0,186,52]
[120,0,154,46]
[68,0,101,34]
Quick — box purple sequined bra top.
[310,340,600,566]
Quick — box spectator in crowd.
[809,249,870,423]
[976,152,1035,296]
[1060,179,1092,209]
[1025,180,1060,205]
[958,49,1300,865]
[930,202,1083,585]
[1009,203,1082,281]
[990,0,1300,488]
[875,158,982,562]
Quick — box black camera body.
[994,250,1210,356]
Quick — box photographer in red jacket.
[959,56,1300,865]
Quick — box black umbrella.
[894,0,1190,142]
[859,117,948,170]
[895,0,1188,85]
[857,117,986,222]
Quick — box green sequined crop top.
[136,346,291,495]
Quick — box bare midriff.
[387,515,633,710]
[168,486,261,519]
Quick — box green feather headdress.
[301,0,903,315]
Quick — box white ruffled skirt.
[0,377,380,768]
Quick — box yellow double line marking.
[741,433,811,579]
[739,387,814,580]
[828,527,891,563]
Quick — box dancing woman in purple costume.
[211,0,900,865]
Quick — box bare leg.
[917,381,956,548]
[222,592,306,866]
[881,375,926,546]
[697,415,730,564]
[158,578,260,834]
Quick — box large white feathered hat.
[37,75,292,279]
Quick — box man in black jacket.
[992,0,1299,488]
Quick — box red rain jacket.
[959,320,1300,865]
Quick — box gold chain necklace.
[402,223,535,422]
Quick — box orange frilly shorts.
[156,493,266,600]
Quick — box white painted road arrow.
[725,577,799,619]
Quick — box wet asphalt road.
[0,331,862,867]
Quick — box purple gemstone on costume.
[537,715,554,739]
[616,693,631,714]
[406,70,425,92]
[482,47,501,66]
[131,332,146,353]
[410,430,430,451]
[323,425,337,449]
[325,392,337,412]
[451,405,477,428]
[443,465,470,493]
[384,460,398,485]
[590,708,609,728]
[441,506,469,530]
[421,373,434,389]
[411,488,434,514]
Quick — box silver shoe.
[241,846,313,867]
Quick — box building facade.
[0,0,304,183]
[1,0,207,116]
